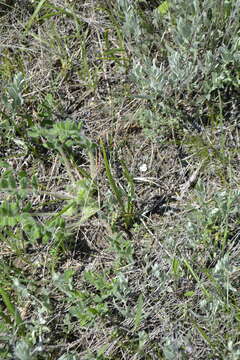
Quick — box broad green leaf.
[157,1,169,15]
[172,257,180,275]
[134,294,144,331]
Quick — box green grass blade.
[24,0,47,33]
[100,139,125,211]
[193,321,218,353]
[183,259,209,297]
[0,287,25,334]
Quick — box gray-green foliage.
[53,267,136,330]
[2,72,25,116]
[14,340,32,360]
[118,0,240,130]
[186,182,240,253]
[1,72,29,139]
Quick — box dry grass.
[0,1,240,359]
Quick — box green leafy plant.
[2,72,25,117]
[108,232,134,266]
[54,269,114,328]
[28,119,97,178]
[1,72,31,139]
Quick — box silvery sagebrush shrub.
[117,0,240,130]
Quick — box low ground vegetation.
[0,0,240,359]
